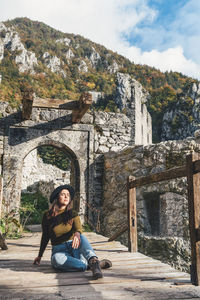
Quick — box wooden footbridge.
[1,230,200,300]
[1,153,200,298]
[1,91,200,298]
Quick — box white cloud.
[120,45,200,79]
[1,0,200,79]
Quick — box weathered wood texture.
[22,92,92,123]
[0,231,196,300]
[186,153,200,286]
[125,154,200,286]
[0,176,2,217]
[33,98,79,109]
[72,92,92,123]
[0,177,8,250]
[129,165,186,188]
[108,224,128,242]
[22,92,34,119]
[127,175,137,252]
[110,165,188,243]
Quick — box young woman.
[33,184,112,279]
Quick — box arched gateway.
[1,93,94,219]
[0,87,152,226]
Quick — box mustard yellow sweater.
[38,209,83,257]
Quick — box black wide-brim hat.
[50,184,75,203]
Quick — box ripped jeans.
[51,234,97,272]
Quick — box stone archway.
[2,124,94,219]
[21,141,81,211]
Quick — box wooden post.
[186,152,200,285]
[72,92,92,123]
[127,175,137,252]
[0,177,7,250]
[22,91,34,120]
[0,177,2,218]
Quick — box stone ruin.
[1,74,197,272]
[0,75,152,223]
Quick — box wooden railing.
[0,177,7,250]
[109,152,200,286]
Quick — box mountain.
[0,17,199,142]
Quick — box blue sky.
[1,0,200,79]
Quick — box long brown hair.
[47,193,73,226]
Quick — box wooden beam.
[129,165,186,188]
[108,161,200,243]
[0,178,7,250]
[193,159,200,174]
[0,230,7,250]
[22,92,34,120]
[72,92,92,123]
[186,152,200,286]
[32,98,79,110]
[108,224,128,242]
[127,175,137,252]
[0,177,2,218]
[196,228,200,241]
[22,92,92,122]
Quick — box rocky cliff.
[0,22,38,73]
[161,82,200,141]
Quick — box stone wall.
[115,73,152,146]
[0,107,94,218]
[102,137,200,271]
[22,149,70,199]
[0,87,152,227]
[93,111,133,154]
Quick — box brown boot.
[99,259,112,269]
[89,257,103,280]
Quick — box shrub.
[20,191,49,226]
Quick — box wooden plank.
[127,175,137,252]
[108,224,128,241]
[33,98,79,109]
[72,92,92,123]
[0,230,194,298]
[186,152,200,286]
[129,165,186,188]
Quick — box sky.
[1,0,200,79]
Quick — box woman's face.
[58,189,71,207]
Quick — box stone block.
[121,135,131,141]
[108,137,115,144]
[110,145,122,152]
[104,161,112,169]
[98,145,109,153]
[94,141,99,152]
[99,136,108,144]
[81,113,94,124]
[102,131,110,137]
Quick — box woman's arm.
[33,213,50,264]
[72,215,83,249]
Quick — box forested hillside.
[0,18,199,141]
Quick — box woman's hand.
[72,232,81,249]
[33,256,41,265]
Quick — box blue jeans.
[51,234,97,272]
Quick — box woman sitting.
[33,184,112,279]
